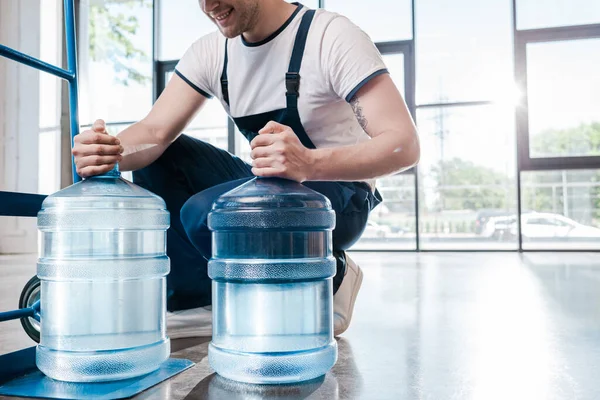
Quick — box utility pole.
[432,85,449,210]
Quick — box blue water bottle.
[36,166,171,382]
[207,177,338,384]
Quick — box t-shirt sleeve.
[321,15,388,102]
[174,32,222,99]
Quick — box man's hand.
[72,119,123,178]
[250,121,315,182]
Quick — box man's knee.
[180,193,214,255]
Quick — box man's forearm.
[114,74,207,172]
[309,129,419,182]
[116,121,172,171]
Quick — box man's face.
[201,0,260,38]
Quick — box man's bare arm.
[117,74,208,171]
[310,73,419,181]
[73,73,208,176]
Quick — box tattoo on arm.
[350,95,368,131]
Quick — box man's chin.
[219,27,242,39]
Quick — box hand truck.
[0,0,81,342]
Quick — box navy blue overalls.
[133,6,381,312]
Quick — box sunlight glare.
[495,81,524,107]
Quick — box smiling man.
[72,0,419,338]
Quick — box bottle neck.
[90,164,121,179]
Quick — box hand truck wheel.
[18,275,41,343]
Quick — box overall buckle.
[221,78,229,103]
[285,72,300,95]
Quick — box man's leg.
[168,173,372,338]
[164,177,254,338]
[132,134,252,311]
[303,182,370,288]
[180,179,371,281]
[179,177,255,259]
[303,181,373,336]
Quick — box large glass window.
[39,129,61,194]
[324,0,412,42]
[79,0,153,125]
[163,70,229,150]
[186,99,229,150]
[521,170,600,250]
[415,0,513,105]
[353,175,417,250]
[38,0,62,194]
[235,126,252,163]
[417,104,517,250]
[159,0,216,61]
[517,0,600,30]
[385,53,405,97]
[526,38,600,159]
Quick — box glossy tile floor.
[2,252,600,399]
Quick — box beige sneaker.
[166,306,212,339]
[333,254,363,336]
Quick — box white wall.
[0,0,41,253]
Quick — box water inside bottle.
[36,174,170,382]
[207,178,338,384]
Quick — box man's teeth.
[215,10,232,20]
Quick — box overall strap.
[220,39,229,106]
[286,9,316,110]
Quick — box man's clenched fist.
[72,119,123,178]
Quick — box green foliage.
[89,0,151,86]
[426,123,600,220]
[529,122,600,219]
[431,158,510,211]
[531,122,600,157]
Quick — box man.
[72,0,419,338]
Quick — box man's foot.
[333,254,363,337]
[166,306,212,339]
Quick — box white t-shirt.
[175,3,388,185]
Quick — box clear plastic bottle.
[36,167,170,382]
[207,177,338,384]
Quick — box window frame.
[365,42,418,250]
[514,23,600,172]
[512,0,600,251]
[155,60,235,153]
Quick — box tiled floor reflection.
[2,252,600,399]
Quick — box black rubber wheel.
[18,275,41,343]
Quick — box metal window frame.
[512,0,600,252]
[155,60,177,100]
[374,39,419,250]
[515,23,600,172]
